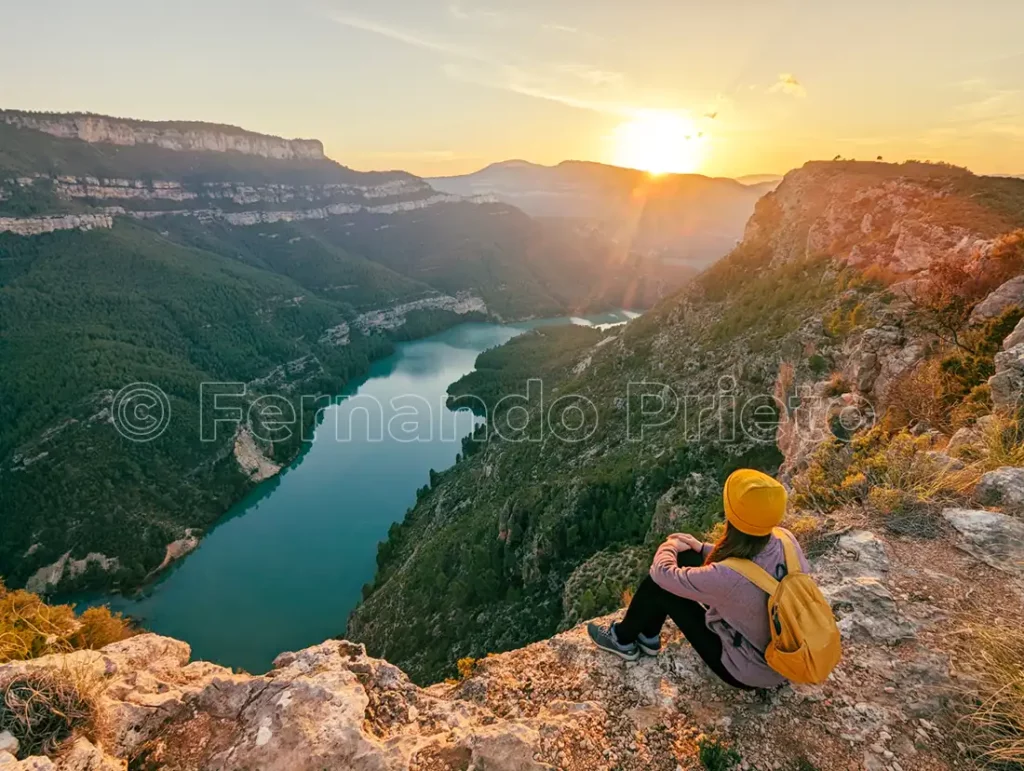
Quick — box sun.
[611,110,707,175]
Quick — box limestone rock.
[0,531,962,771]
[970,274,1024,324]
[1003,316,1024,350]
[0,734,17,757]
[989,343,1024,409]
[974,466,1024,514]
[943,508,1024,575]
[58,739,124,771]
[815,531,916,643]
[946,425,982,458]
[0,111,324,160]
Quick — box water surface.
[82,311,634,672]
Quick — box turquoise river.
[82,311,637,673]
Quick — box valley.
[5,157,1024,771]
[3,5,1024,767]
[72,312,635,674]
[0,112,747,598]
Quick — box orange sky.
[2,0,1023,178]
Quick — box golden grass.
[961,626,1024,767]
[975,414,1024,471]
[0,580,133,664]
[792,426,979,517]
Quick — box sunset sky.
[2,0,1022,177]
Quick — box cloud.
[541,22,604,42]
[769,73,806,98]
[556,63,626,88]
[331,11,636,116]
[329,13,494,63]
[448,3,505,24]
[441,61,634,115]
[940,79,1024,138]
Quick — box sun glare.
[611,111,707,175]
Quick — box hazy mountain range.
[429,160,778,270]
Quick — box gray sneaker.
[587,622,639,661]
[637,632,662,656]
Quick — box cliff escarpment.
[0,111,324,160]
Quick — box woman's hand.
[666,533,703,553]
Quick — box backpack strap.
[719,557,779,595]
[772,527,803,575]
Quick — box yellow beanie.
[723,469,787,536]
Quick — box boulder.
[989,343,1024,409]
[974,467,1024,514]
[0,735,16,757]
[1003,316,1024,350]
[943,508,1024,575]
[970,275,1024,324]
[815,531,916,643]
[946,425,982,458]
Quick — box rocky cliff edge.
[2,509,1020,770]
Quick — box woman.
[587,468,809,690]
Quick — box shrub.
[456,657,477,681]
[0,666,100,757]
[887,358,954,432]
[941,308,1024,398]
[0,581,133,664]
[824,372,851,397]
[698,736,742,770]
[783,514,834,559]
[961,626,1024,767]
[909,232,1024,352]
[807,354,829,377]
[791,426,975,515]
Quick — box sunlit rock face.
[742,161,1000,274]
[0,111,324,160]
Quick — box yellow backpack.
[720,528,842,684]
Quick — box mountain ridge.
[349,159,1024,683]
[0,109,324,160]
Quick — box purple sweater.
[649,529,810,688]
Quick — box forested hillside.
[349,160,1024,683]
[0,113,697,594]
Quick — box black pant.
[616,549,753,690]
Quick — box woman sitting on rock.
[588,468,809,690]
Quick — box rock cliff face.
[0,111,324,160]
[1,513,1016,770]
[0,213,114,236]
[743,161,1006,273]
[0,173,477,235]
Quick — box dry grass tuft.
[0,664,102,758]
[792,426,977,517]
[976,414,1024,471]
[0,580,133,664]
[961,626,1024,768]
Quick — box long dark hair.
[705,522,772,565]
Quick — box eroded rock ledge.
[0,530,970,771]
